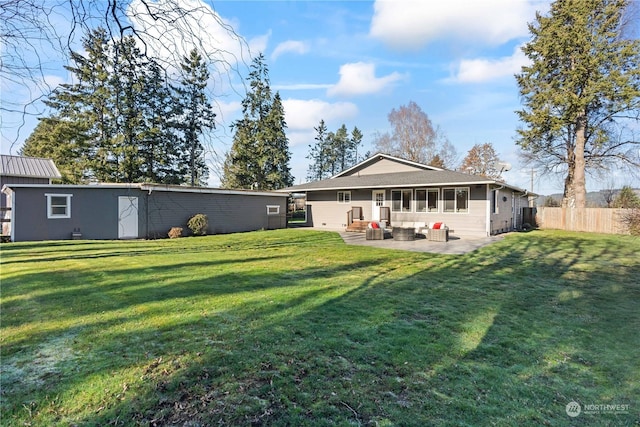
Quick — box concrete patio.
[338,230,506,254]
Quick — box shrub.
[168,227,183,239]
[188,214,208,236]
[620,208,640,236]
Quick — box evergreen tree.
[613,186,640,208]
[44,28,116,181]
[223,54,292,190]
[307,119,329,181]
[263,93,293,189]
[137,60,182,184]
[174,49,216,186]
[516,0,640,208]
[111,36,148,182]
[306,121,363,181]
[350,126,363,164]
[20,117,90,183]
[28,28,214,186]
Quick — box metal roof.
[0,155,62,179]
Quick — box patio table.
[392,227,415,241]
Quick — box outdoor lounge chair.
[427,222,449,242]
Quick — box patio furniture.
[392,226,415,241]
[427,222,449,242]
[366,228,384,240]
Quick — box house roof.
[0,155,62,179]
[281,153,531,194]
[282,170,502,192]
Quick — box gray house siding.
[146,191,286,238]
[342,157,428,176]
[6,186,146,241]
[0,176,50,208]
[3,184,287,242]
[305,185,493,236]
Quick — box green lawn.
[1,229,638,426]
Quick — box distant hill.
[536,188,640,207]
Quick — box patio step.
[346,220,370,232]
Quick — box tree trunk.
[562,137,576,208]
[573,114,587,208]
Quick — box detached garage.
[1,183,288,242]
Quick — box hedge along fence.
[536,207,630,234]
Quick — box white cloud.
[271,40,309,61]
[273,83,333,91]
[213,100,242,124]
[327,62,404,97]
[282,98,358,133]
[450,45,530,83]
[370,0,543,50]
[248,30,271,56]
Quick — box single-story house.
[1,183,288,242]
[279,153,534,237]
[1,155,62,236]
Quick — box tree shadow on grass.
[3,231,639,426]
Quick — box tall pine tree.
[516,0,640,208]
[306,120,363,181]
[174,49,216,186]
[223,54,293,190]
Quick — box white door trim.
[372,190,385,222]
[118,196,139,239]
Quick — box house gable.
[334,153,441,178]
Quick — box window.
[337,191,351,204]
[391,190,412,212]
[266,205,280,215]
[416,189,439,212]
[492,190,499,214]
[443,188,469,213]
[46,194,72,219]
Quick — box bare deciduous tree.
[373,101,457,168]
[1,0,250,178]
[459,143,502,179]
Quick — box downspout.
[146,187,152,239]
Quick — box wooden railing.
[347,206,363,226]
[380,206,391,226]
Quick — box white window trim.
[46,193,72,219]
[443,187,469,214]
[337,191,351,204]
[266,205,280,215]
[416,188,440,213]
[391,189,413,213]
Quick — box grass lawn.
[1,229,638,426]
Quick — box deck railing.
[347,206,363,226]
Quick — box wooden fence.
[536,207,629,234]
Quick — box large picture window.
[337,191,351,204]
[416,189,439,213]
[443,188,469,213]
[46,194,72,219]
[391,190,412,212]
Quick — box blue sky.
[4,0,614,196]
